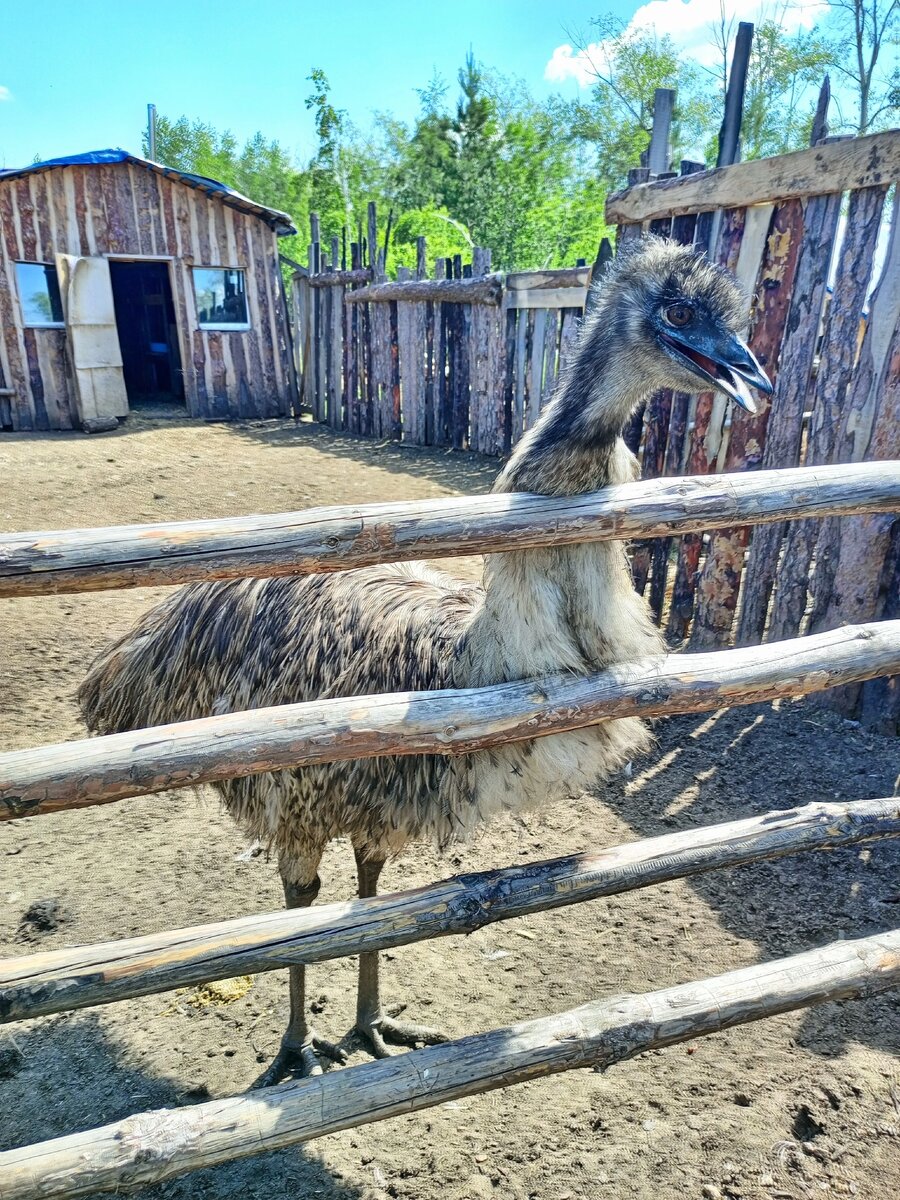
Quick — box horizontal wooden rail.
[2,798,896,1024]
[505,266,589,291]
[605,128,900,223]
[1,461,896,598]
[2,929,897,1199]
[2,621,898,821]
[308,267,372,287]
[343,276,504,305]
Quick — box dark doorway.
[109,261,184,405]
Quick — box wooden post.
[328,234,342,430]
[735,148,849,645]
[806,189,900,724]
[583,238,614,318]
[718,22,753,168]
[435,257,449,444]
[348,242,362,433]
[768,183,890,645]
[3,621,899,820]
[811,74,831,145]
[666,206,746,642]
[468,247,490,452]
[2,931,898,1200]
[631,384,673,594]
[451,254,470,449]
[648,87,675,175]
[689,198,803,649]
[422,238,437,445]
[616,167,650,249]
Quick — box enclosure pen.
[289,121,900,728]
[2,798,898,1025]
[3,88,900,1191]
[1,451,900,1195]
[1,934,898,1200]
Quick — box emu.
[79,238,771,1086]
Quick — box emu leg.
[353,848,449,1058]
[252,867,347,1088]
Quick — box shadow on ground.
[0,1013,366,1200]
[230,416,502,493]
[600,699,900,1058]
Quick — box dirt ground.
[1,414,898,1200]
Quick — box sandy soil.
[1,414,898,1200]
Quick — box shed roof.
[0,149,297,237]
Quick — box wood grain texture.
[2,461,897,598]
[3,797,897,1023]
[667,207,749,643]
[769,185,893,645]
[2,621,898,821]
[690,200,804,649]
[0,163,294,430]
[345,276,503,306]
[606,128,900,223]
[735,187,844,645]
[2,929,898,1199]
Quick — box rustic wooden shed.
[0,149,297,432]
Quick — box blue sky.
[0,1,875,169]
[0,0,631,168]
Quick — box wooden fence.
[292,202,595,457]
[605,127,900,737]
[1,467,900,1197]
[292,124,900,730]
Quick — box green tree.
[827,0,899,132]
[567,17,717,186]
[145,115,310,264]
[708,9,836,158]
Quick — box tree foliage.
[144,10,864,274]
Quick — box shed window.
[193,268,249,329]
[16,262,64,327]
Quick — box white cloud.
[0,86,12,102]
[545,1,828,87]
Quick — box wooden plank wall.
[298,129,899,728]
[299,219,593,457]
[0,162,293,431]
[603,129,899,729]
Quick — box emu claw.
[356,1007,449,1059]
[250,1033,347,1088]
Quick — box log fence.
[1,464,899,1195]
[289,98,900,728]
[3,44,900,1191]
[2,797,897,1024]
[2,930,899,1199]
[590,111,900,728]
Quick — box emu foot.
[355,1003,449,1059]
[250,1033,347,1088]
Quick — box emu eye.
[665,303,693,328]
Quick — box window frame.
[192,265,251,332]
[15,260,66,329]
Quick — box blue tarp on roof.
[0,148,297,236]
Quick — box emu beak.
[660,328,773,415]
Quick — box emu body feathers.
[78,240,762,1077]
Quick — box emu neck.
[493,318,649,497]
[458,321,662,687]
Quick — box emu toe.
[355,1003,449,1058]
[251,1033,347,1088]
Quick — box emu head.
[589,236,773,415]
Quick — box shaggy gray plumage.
[79,238,761,1079]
